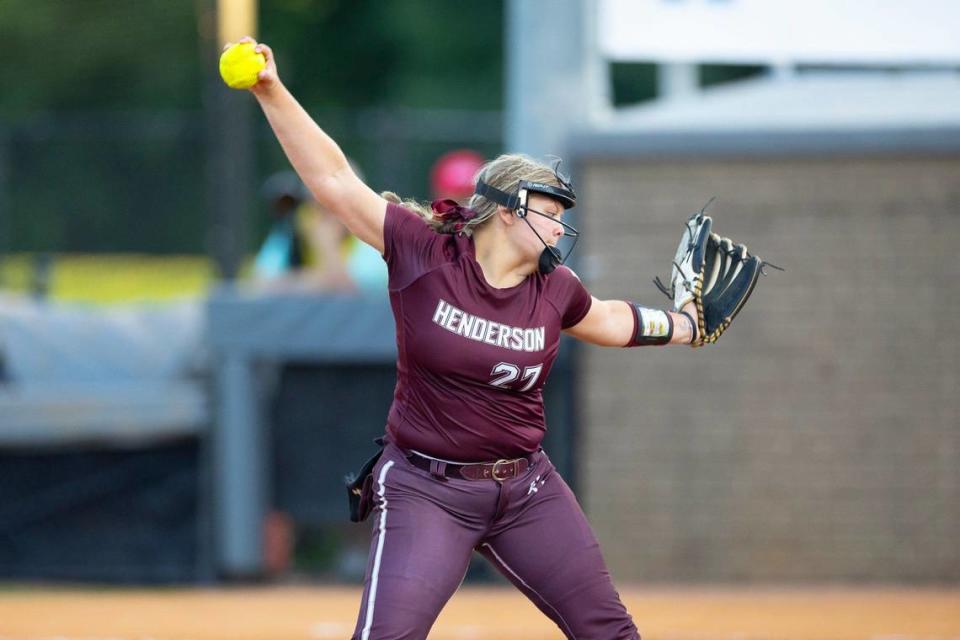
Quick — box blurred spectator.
[429,149,485,202]
[252,169,386,295]
[253,170,312,279]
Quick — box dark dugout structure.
[0,303,209,582]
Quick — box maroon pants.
[351,442,639,639]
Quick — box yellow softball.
[219,42,266,90]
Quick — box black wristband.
[679,310,698,345]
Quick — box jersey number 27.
[489,362,543,392]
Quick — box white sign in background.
[599,0,960,65]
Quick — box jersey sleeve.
[382,202,450,289]
[551,265,594,329]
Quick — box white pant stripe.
[480,542,576,639]
[360,459,395,640]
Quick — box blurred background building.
[0,0,957,586]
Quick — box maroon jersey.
[381,203,592,461]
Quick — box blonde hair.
[381,153,566,236]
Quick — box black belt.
[406,450,534,481]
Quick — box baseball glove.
[655,201,780,346]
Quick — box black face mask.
[540,245,563,274]
[474,164,580,274]
[519,204,580,275]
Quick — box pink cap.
[430,149,485,200]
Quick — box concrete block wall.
[574,156,960,582]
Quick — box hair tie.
[431,199,478,224]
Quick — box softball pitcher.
[236,37,765,640]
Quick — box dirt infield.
[0,585,957,640]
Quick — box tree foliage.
[0,0,203,117]
[0,0,504,118]
[0,1,504,253]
